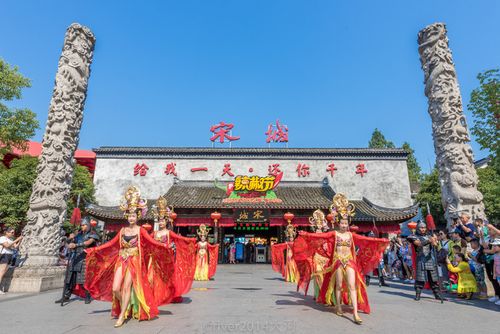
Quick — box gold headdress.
[151,195,174,222]
[197,224,210,239]
[284,223,297,241]
[309,209,328,232]
[119,186,148,218]
[329,193,355,223]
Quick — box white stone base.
[4,266,66,293]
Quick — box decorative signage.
[234,209,270,222]
[221,173,283,203]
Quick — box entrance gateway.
[87,147,418,263]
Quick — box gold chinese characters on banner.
[233,175,276,192]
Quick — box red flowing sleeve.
[352,233,389,276]
[271,243,287,277]
[84,232,121,301]
[293,231,335,294]
[140,228,177,306]
[169,231,198,296]
[207,243,219,279]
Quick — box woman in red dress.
[85,187,177,328]
[294,194,389,325]
[151,195,197,301]
[272,224,300,283]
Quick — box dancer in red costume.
[272,224,300,283]
[150,195,197,302]
[85,187,178,328]
[194,224,219,281]
[294,194,389,325]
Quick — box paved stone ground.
[0,264,497,334]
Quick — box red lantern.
[142,223,152,232]
[211,211,222,224]
[169,212,178,221]
[326,213,334,222]
[283,212,294,223]
[90,219,98,228]
[408,221,417,230]
[350,225,359,233]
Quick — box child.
[446,253,478,299]
[468,239,487,299]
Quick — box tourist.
[468,239,487,299]
[483,238,500,304]
[399,239,414,283]
[151,195,197,302]
[294,194,389,325]
[448,229,467,260]
[446,253,477,299]
[436,230,450,285]
[0,227,22,294]
[453,213,476,242]
[84,186,179,328]
[407,222,444,303]
[55,218,99,304]
[229,243,236,264]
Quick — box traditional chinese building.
[87,147,418,247]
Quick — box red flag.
[70,208,81,226]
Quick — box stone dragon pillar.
[418,23,485,223]
[9,24,95,292]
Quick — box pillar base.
[3,266,66,293]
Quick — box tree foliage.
[468,69,500,172]
[415,168,446,226]
[0,156,95,229]
[368,128,395,149]
[0,59,39,157]
[477,166,500,224]
[402,142,422,184]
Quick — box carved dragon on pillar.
[418,23,485,223]
[20,24,95,266]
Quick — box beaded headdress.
[284,223,297,241]
[119,186,148,219]
[197,224,210,239]
[151,195,174,222]
[329,193,355,223]
[309,209,329,232]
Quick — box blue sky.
[1,1,499,172]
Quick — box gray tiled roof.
[93,147,409,160]
[86,183,418,223]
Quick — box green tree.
[468,69,499,170]
[0,156,38,228]
[477,166,500,224]
[0,156,95,229]
[368,128,395,148]
[0,59,39,157]
[415,168,446,227]
[402,142,422,185]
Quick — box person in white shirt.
[0,227,23,294]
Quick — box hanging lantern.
[408,221,417,231]
[283,212,294,224]
[142,223,153,232]
[326,213,334,222]
[169,211,178,221]
[350,225,359,233]
[211,211,222,224]
[90,219,98,228]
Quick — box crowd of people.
[373,212,500,305]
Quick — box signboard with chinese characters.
[222,173,284,204]
[234,209,270,222]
